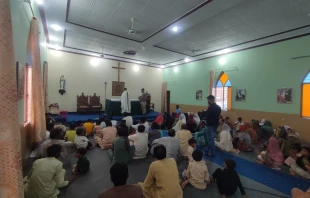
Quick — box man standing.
[121,88,131,113]
[139,88,147,115]
[176,105,182,116]
[204,95,221,157]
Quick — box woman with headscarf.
[215,123,238,153]
[179,114,186,124]
[186,114,197,133]
[257,136,284,170]
[244,122,257,144]
[163,112,174,129]
[193,114,201,126]
[173,119,183,132]
[154,113,164,127]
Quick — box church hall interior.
[3,0,310,197]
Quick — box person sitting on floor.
[128,125,148,159]
[140,145,183,198]
[182,150,209,190]
[234,117,244,132]
[93,120,103,136]
[151,129,183,162]
[108,126,135,165]
[284,144,301,168]
[83,119,94,136]
[72,147,90,175]
[148,122,162,148]
[74,128,93,150]
[43,128,73,159]
[196,120,206,132]
[122,112,133,127]
[154,112,164,127]
[223,116,233,129]
[211,159,246,198]
[95,120,117,150]
[186,114,197,133]
[290,146,310,179]
[257,136,284,170]
[163,112,175,130]
[234,129,253,152]
[188,138,197,162]
[216,122,239,153]
[176,124,193,158]
[65,123,77,142]
[243,122,258,144]
[98,163,143,198]
[279,127,301,158]
[129,126,136,136]
[193,113,201,126]
[24,144,73,198]
[132,117,150,132]
[76,120,86,136]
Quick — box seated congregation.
[25,102,309,198]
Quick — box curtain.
[209,70,215,95]
[0,0,23,197]
[27,18,46,144]
[43,61,48,113]
[161,82,167,112]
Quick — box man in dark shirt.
[204,95,221,156]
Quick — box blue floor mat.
[161,131,310,196]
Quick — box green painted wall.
[163,36,310,115]
[10,0,47,123]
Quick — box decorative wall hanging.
[196,90,202,100]
[277,88,292,104]
[59,75,66,95]
[236,89,246,102]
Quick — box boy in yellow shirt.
[83,119,94,136]
[65,124,77,142]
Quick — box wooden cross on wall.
[112,62,126,82]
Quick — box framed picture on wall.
[16,62,25,99]
[236,89,246,102]
[277,88,292,104]
[196,90,202,100]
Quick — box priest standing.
[121,88,131,113]
[139,88,147,115]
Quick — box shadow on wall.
[169,103,310,142]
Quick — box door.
[167,91,170,114]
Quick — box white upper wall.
[47,50,163,112]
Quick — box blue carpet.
[53,111,159,123]
[161,131,310,196]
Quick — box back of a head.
[153,145,166,160]
[88,119,92,122]
[138,125,145,133]
[123,112,128,117]
[47,123,55,131]
[69,123,76,130]
[225,159,236,170]
[117,127,128,137]
[192,150,203,161]
[76,147,87,156]
[47,144,62,157]
[181,124,187,130]
[76,128,84,136]
[49,128,62,139]
[96,120,101,125]
[238,117,242,122]
[176,105,179,109]
[188,138,196,145]
[152,122,159,130]
[105,120,112,127]
[168,129,176,137]
[110,163,128,186]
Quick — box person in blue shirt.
[176,105,182,116]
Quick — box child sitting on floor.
[74,128,94,150]
[72,147,90,175]
[181,150,209,190]
[93,120,103,136]
[234,117,244,132]
[290,146,310,179]
[65,123,77,142]
[188,138,196,162]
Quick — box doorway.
[166,91,170,114]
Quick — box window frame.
[301,71,310,118]
[212,71,232,111]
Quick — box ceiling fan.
[187,42,202,53]
[128,18,142,35]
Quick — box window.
[24,64,32,123]
[302,72,310,117]
[212,72,232,111]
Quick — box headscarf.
[154,113,164,125]
[244,122,257,143]
[193,114,200,126]
[197,120,206,132]
[172,120,183,132]
[186,114,195,124]
[221,123,230,132]
[267,136,284,164]
[179,114,186,124]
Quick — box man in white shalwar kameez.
[121,88,131,113]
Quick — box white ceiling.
[42,0,310,67]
